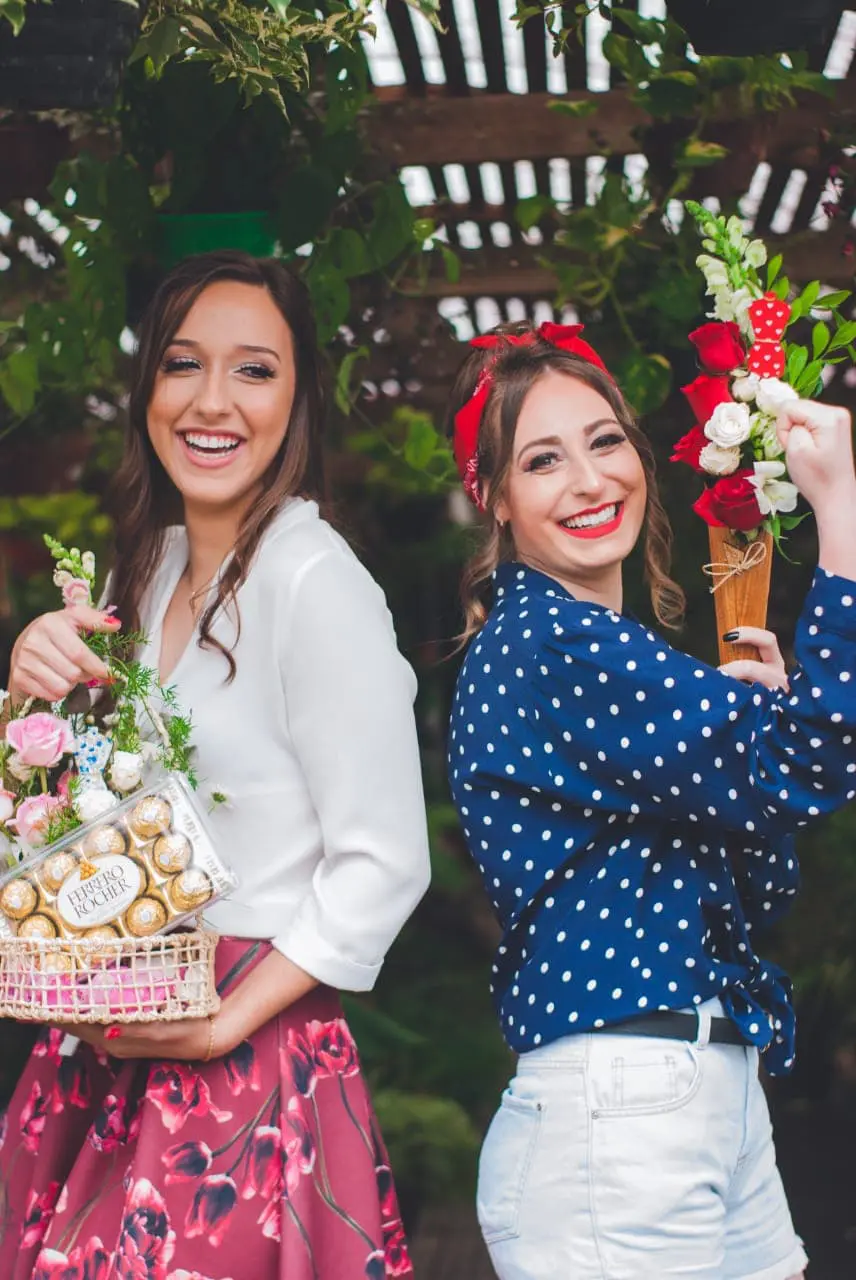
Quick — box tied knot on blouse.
[448,562,856,1074]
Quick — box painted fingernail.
[105,1026,122,1041]
[722,630,740,642]
[105,617,121,627]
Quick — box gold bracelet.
[202,1013,217,1063]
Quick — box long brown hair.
[109,250,327,680]
[446,325,685,640]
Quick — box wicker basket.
[0,927,219,1024]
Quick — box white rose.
[6,753,34,783]
[75,786,120,824]
[731,373,760,403]
[749,461,799,516]
[755,378,799,416]
[109,750,144,793]
[699,442,741,476]
[704,401,752,449]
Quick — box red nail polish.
[105,1026,121,1041]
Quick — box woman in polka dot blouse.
[446,323,856,1280]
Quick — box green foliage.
[371,1089,480,1206]
[348,406,458,496]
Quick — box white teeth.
[562,503,619,530]
[184,432,242,453]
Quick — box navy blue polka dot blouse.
[448,562,856,1074]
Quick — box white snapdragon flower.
[749,461,799,516]
[52,569,73,589]
[81,551,96,578]
[731,373,760,403]
[755,378,799,416]
[731,287,756,336]
[726,215,748,251]
[696,254,729,290]
[109,750,145,793]
[754,414,785,459]
[743,240,767,269]
[699,442,742,476]
[704,401,752,449]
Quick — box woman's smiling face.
[146,279,297,517]
[494,369,647,600]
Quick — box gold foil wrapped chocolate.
[152,832,192,875]
[40,850,79,895]
[0,879,38,920]
[82,825,127,859]
[169,868,213,912]
[128,796,172,840]
[125,897,168,937]
[18,914,57,940]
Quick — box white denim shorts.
[478,1001,808,1280]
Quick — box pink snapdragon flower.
[6,713,75,768]
[61,578,92,608]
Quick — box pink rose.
[61,578,91,608]
[11,795,62,847]
[0,790,15,824]
[6,713,75,768]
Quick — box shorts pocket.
[477,1090,544,1245]
[590,1040,703,1118]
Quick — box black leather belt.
[592,1010,747,1046]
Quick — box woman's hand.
[9,606,119,704]
[777,399,854,511]
[719,626,789,692]
[52,1015,227,1062]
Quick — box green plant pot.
[156,212,278,265]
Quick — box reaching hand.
[9,606,120,704]
[776,399,854,512]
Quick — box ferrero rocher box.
[0,776,237,945]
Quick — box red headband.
[452,322,609,511]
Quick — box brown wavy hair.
[446,324,685,640]
[109,250,327,681]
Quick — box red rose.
[670,426,706,472]
[688,322,745,375]
[693,470,763,532]
[681,374,733,426]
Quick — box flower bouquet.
[672,202,856,663]
[0,539,237,1023]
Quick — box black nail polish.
[722,630,740,642]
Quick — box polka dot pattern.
[448,563,856,1077]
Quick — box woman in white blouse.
[1,251,430,1280]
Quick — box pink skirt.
[0,938,414,1280]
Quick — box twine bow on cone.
[702,537,768,594]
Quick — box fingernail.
[85,679,104,689]
[105,617,121,627]
[104,1026,121,1041]
[722,630,740,642]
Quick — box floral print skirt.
[0,938,413,1280]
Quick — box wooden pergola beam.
[366,82,856,168]
[403,225,856,297]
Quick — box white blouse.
[137,498,431,991]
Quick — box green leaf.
[0,346,39,416]
[0,0,27,36]
[326,227,369,279]
[612,10,664,42]
[812,321,831,360]
[638,71,700,119]
[267,0,290,16]
[548,98,599,119]
[440,244,461,285]
[828,320,856,353]
[794,358,824,396]
[366,182,415,269]
[616,352,672,416]
[334,346,369,415]
[399,0,443,31]
[785,345,808,383]
[771,278,790,301]
[676,139,729,168]
[305,266,350,345]
[127,16,184,75]
[403,416,440,470]
[515,194,554,231]
[790,279,821,321]
[816,289,851,311]
[766,254,783,288]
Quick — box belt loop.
[694,1003,712,1050]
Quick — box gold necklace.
[186,569,217,619]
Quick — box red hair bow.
[453,323,609,510]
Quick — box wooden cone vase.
[707,526,773,665]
